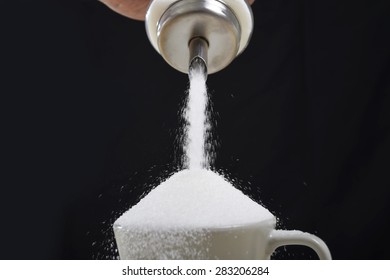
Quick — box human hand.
[99,0,255,21]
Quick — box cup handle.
[266,230,332,260]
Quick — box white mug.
[113,216,331,259]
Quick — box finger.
[99,0,149,21]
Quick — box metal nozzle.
[189,37,208,77]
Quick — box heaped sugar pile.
[115,169,273,230]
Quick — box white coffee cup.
[113,216,331,259]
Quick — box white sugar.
[115,63,274,231]
[115,169,274,230]
[183,63,210,169]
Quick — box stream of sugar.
[183,62,210,169]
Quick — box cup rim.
[113,216,276,232]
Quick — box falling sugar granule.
[183,61,211,169]
[114,169,274,259]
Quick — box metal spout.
[189,37,208,77]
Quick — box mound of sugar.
[115,169,274,229]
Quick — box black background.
[1,0,390,259]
